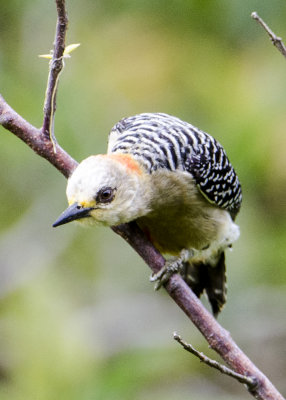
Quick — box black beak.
[53,202,94,227]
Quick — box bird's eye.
[96,187,116,204]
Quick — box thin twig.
[251,12,286,59]
[173,332,257,389]
[42,0,68,148]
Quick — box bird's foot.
[150,249,192,290]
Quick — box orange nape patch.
[106,153,143,175]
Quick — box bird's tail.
[182,252,226,317]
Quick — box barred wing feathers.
[108,113,242,219]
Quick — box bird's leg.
[150,249,192,290]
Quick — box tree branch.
[173,332,257,390]
[251,11,286,59]
[42,0,68,145]
[0,94,77,178]
[0,2,284,400]
[112,223,284,400]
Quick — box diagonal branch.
[0,98,284,400]
[0,3,284,400]
[173,332,256,389]
[42,0,68,145]
[112,222,284,400]
[251,12,286,59]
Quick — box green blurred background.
[0,1,286,399]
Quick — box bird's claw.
[150,261,177,290]
[150,249,191,290]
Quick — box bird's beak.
[52,202,94,227]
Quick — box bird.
[53,113,242,315]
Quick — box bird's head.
[53,154,151,228]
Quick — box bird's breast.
[136,169,239,256]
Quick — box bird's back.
[108,113,242,220]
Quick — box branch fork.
[173,332,257,391]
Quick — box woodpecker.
[53,113,242,315]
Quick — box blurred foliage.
[0,1,286,399]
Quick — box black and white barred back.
[108,113,242,219]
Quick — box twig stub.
[251,11,286,59]
[173,332,257,390]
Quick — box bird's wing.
[108,113,242,218]
[186,137,242,219]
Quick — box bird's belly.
[136,169,240,257]
[137,206,240,257]
[137,215,211,255]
